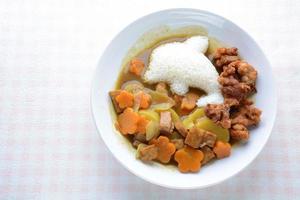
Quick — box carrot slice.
[136,116,149,134]
[150,136,176,163]
[129,58,145,76]
[174,146,204,173]
[140,92,151,109]
[115,90,134,109]
[181,92,200,111]
[117,108,139,134]
[134,91,151,110]
[213,141,231,159]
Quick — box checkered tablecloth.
[0,0,299,199]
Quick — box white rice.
[143,36,224,106]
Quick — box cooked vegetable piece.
[136,143,147,158]
[140,92,151,109]
[182,120,194,130]
[109,90,123,113]
[151,103,173,111]
[117,108,139,134]
[174,146,204,173]
[133,140,143,148]
[146,121,160,141]
[168,108,180,122]
[150,136,176,163]
[133,92,142,112]
[181,92,200,111]
[206,37,222,55]
[134,91,151,111]
[138,109,160,121]
[122,80,144,94]
[129,58,145,76]
[136,116,149,134]
[114,121,120,132]
[213,141,231,158]
[182,108,205,129]
[146,89,175,105]
[195,117,229,142]
[115,90,134,109]
[159,111,174,135]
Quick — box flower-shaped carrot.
[213,141,231,159]
[136,115,149,134]
[134,91,151,110]
[139,92,151,109]
[116,90,134,109]
[117,108,139,134]
[129,58,145,76]
[174,146,204,173]
[150,136,176,163]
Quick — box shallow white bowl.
[91,9,277,189]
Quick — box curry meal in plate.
[108,27,262,173]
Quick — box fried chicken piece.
[224,98,240,107]
[214,47,239,59]
[240,98,254,106]
[218,61,257,101]
[231,105,262,127]
[212,47,261,142]
[204,104,231,129]
[213,47,239,70]
[221,82,252,101]
[230,124,249,140]
[229,61,257,87]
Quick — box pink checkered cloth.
[0,1,299,199]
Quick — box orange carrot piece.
[174,146,204,173]
[151,136,176,163]
[213,141,231,159]
[115,90,134,109]
[134,91,151,110]
[129,58,145,76]
[117,108,139,134]
[181,92,200,111]
[136,116,149,134]
[140,92,151,109]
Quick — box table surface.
[0,0,299,199]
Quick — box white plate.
[91,8,277,189]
